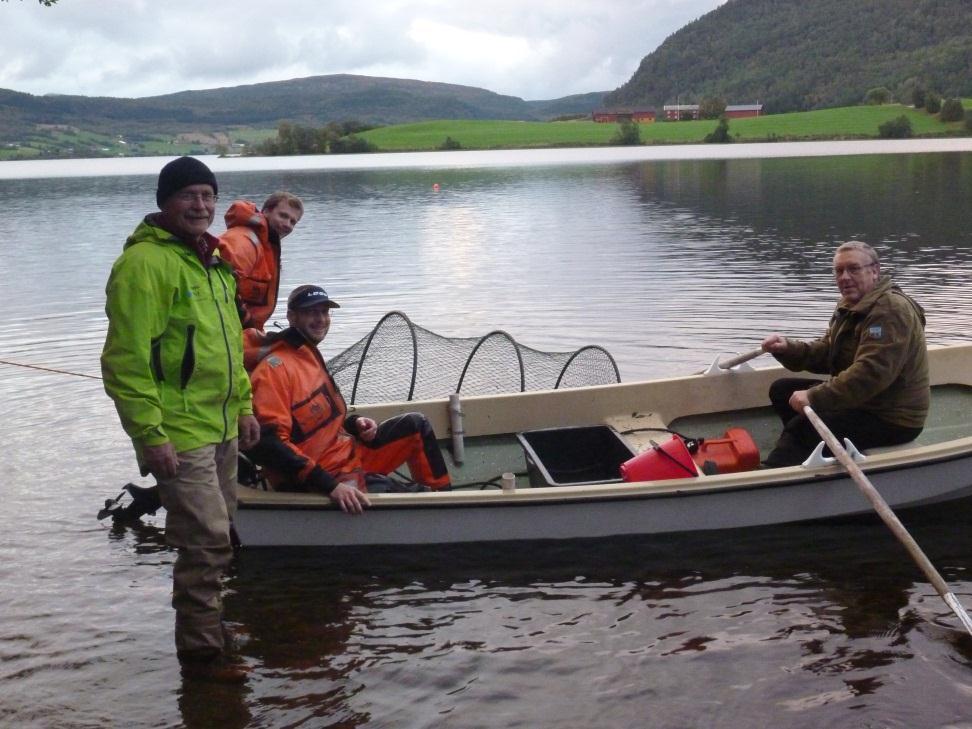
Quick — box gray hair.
[835,240,880,266]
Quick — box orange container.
[620,435,699,482]
[691,427,760,474]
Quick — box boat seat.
[604,412,670,454]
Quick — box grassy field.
[1,103,968,161]
[359,103,971,152]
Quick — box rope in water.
[0,358,102,381]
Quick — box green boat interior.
[443,384,972,491]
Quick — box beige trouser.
[157,440,238,657]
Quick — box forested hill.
[0,74,604,133]
[605,0,972,113]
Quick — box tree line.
[249,121,379,156]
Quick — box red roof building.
[723,104,763,118]
[592,109,656,123]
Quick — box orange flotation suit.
[218,201,281,330]
[247,328,451,493]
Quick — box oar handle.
[803,405,972,636]
[717,348,764,370]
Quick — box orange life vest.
[248,329,451,493]
[218,201,280,330]
[249,329,357,489]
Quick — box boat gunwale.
[237,434,972,512]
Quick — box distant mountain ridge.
[606,0,972,112]
[0,74,606,136]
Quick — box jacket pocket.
[291,385,340,443]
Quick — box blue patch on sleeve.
[867,325,883,339]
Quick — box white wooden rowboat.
[235,343,972,547]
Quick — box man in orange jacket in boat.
[218,191,304,331]
[246,284,452,513]
[760,241,929,467]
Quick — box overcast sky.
[0,0,725,100]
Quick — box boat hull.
[235,449,972,547]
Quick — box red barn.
[592,109,656,123]
[724,104,763,118]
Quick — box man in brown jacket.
[760,241,929,467]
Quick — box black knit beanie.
[156,156,218,208]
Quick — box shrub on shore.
[704,117,733,143]
[438,136,463,150]
[939,98,965,122]
[878,115,913,139]
[610,121,641,146]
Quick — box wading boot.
[179,650,249,684]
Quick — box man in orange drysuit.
[218,192,304,330]
[246,285,452,513]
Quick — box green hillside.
[606,0,972,113]
[0,75,607,159]
[0,75,549,129]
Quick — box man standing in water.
[101,156,260,682]
[761,240,929,467]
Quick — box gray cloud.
[0,0,725,100]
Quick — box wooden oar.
[716,348,764,369]
[698,348,765,375]
[803,404,972,637]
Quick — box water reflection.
[178,677,253,729]
[203,504,972,728]
[625,154,972,250]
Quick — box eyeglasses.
[833,262,876,277]
[175,191,218,204]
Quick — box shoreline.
[1,137,971,181]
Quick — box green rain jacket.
[101,216,253,459]
[773,277,929,428]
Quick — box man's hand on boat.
[331,479,371,515]
[761,333,789,354]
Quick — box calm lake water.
[3,143,972,728]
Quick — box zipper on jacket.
[208,267,233,441]
[180,324,196,389]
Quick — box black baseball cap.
[287,285,341,310]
